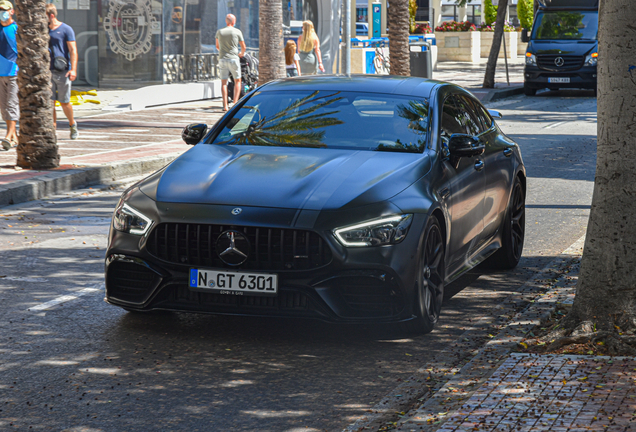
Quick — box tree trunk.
[15,0,59,169]
[561,0,636,336]
[258,0,285,85]
[482,0,508,88]
[388,0,410,76]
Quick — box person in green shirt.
[215,14,246,112]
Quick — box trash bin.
[410,41,432,79]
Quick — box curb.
[0,154,179,208]
[483,86,524,103]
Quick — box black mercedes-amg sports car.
[105,75,525,334]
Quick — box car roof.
[258,75,443,99]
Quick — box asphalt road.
[0,91,597,431]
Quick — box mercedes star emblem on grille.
[554,57,565,67]
[216,230,250,266]
[231,208,242,215]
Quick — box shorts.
[51,70,72,103]
[286,68,299,77]
[219,58,241,80]
[0,76,19,122]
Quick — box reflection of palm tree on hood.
[217,91,345,148]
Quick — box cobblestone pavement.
[436,354,636,432]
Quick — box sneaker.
[70,123,79,140]
[1,138,10,151]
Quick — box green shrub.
[517,0,534,30]
[409,0,417,33]
[484,0,497,26]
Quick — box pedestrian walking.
[297,20,325,75]
[0,0,18,151]
[46,3,78,140]
[215,13,246,112]
[284,40,301,77]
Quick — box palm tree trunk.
[388,0,410,76]
[15,0,59,169]
[258,0,285,84]
[482,0,509,88]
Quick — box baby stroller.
[226,53,259,104]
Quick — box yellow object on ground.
[54,89,101,107]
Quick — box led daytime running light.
[334,215,413,247]
[114,203,153,236]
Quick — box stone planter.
[479,31,518,59]
[517,31,528,56]
[435,31,480,63]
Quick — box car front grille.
[146,223,332,271]
[107,261,159,303]
[537,55,584,71]
[170,285,310,310]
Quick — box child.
[284,40,301,77]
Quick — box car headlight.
[113,203,153,236]
[525,52,536,66]
[584,52,598,66]
[334,214,413,247]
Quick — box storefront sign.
[103,0,156,61]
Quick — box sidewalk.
[346,236,636,432]
[0,58,524,208]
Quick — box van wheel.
[524,86,537,96]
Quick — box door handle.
[503,148,513,157]
[474,159,484,171]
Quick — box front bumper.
[524,64,597,90]
[104,214,426,323]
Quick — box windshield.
[533,11,598,40]
[210,90,430,153]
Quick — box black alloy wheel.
[488,176,525,269]
[402,217,445,334]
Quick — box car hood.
[141,144,430,211]
[528,40,597,56]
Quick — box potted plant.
[479,21,518,59]
[434,21,479,63]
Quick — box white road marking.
[117,128,150,132]
[63,139,183,159]
[544,121,567,129]
[28,283,104,311]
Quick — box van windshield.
[533,11,598,40]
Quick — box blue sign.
[372,3,381,38]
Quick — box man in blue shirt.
[0,0,18,151]
[46,3,78,140]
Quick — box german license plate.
[189,268,278,296]
[548,77,570,83]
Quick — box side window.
[441,96,465,141]
[455,96,483,136]
[478,106,493,130]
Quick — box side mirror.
[487,109,503,119]
[182,123,208,145]
[448,134,484,157]
[521,29,529,43]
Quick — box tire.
[523,86,537,96]
[402,217,445,334]
[488,176,525,269]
